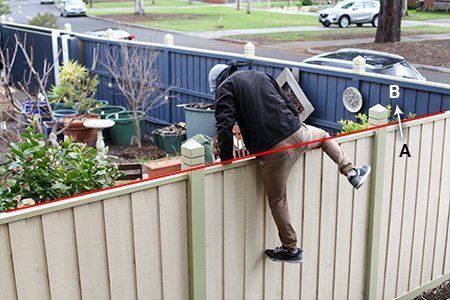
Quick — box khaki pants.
[257,125,354,251]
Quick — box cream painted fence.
[0,111,449,300]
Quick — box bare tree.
[102,43,169,148]
[0,34,99,145]
[135,0,145,15]
[375,0,403,43]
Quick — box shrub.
[0,125,120,212]
[339,113,369,134]
[28,13,58,29]
[302,0,313,6]
[0,0,10,15]
[49,60,99,107]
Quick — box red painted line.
[5,110,445,213]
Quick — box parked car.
[59,0,87,17]
[85,28,136,40]
[40,0,55,4]
[303,48,427,81]
[318,0,380,28]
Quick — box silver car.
[303,49,426,81]
[60,0,87,17]
[318,0,380,28]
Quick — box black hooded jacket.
[214,70,301,161]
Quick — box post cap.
[0,15,6,23]
[64,23,72,33]
[369,104,388,120]
[244,42,255,58]
[164,33,174,46]
[353,55,366,73]
[7,16,14,23]
[106,28,115,39]
[181,139,205,158]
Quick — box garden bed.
[316,39,450,68]
[416,280,450,300]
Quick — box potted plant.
[48,60,102,144]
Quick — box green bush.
[49,60,99,107]
[302,0,313,6]
[339,113,369,134]
[0,125,120,212]
[0,0,10,15]
[28,13,58,29]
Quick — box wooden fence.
[0,109,449,300]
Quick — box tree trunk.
[375,0,403,43]
[134,0,145,15]
[402,0,409,15]
[132,110,142,148]
[246,0,251,13]
[237,0,241,10]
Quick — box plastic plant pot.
[51,102,72,111]
[53,109,76,119]
[88,105,126,119]
[23,100,51,120]
[94,100,109,107]
[162,133,186,154]
[184,104,216,139]
[106,111,145,146]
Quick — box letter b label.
[390,85,400,99]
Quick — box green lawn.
[230,25,450,43]
[88,6,318,31]
[404,9,450,20]
[90,0,205,9]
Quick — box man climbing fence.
[209,62,372,263]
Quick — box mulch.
[316,39,450,68]
[415,280,450,300]
[100,13,205,23]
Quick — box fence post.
[365,104,388,300]
[244,42,255,58]
[164,33,174,46]
[181,140,206,300]
[353,55,366,73]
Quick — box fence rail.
[2,22,450,133]
[1,110,449,300]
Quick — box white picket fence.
[0,111,449,300]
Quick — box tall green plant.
[49,60,99,107]
[0,125,120,212]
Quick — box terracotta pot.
[60,114,100,147]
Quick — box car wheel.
[322,22,331,27]
[339,16,350,28]
[63,11,67,17]
[372,15,379,27]
[356,23,363,27]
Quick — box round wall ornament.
[342,87,363,113]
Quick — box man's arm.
[215,82,236,162]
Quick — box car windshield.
[323,52,403,67]
[67,0,84,4]
[375,62,420,79]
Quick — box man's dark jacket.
[215,70,301,161]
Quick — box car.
[85,28,136,40]
[59,0,87,17]
[303,48,426,81]
[40,0,55,4]
[318,0,380,28]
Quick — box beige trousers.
[257,124,354,251]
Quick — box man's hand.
[233,125,249,158]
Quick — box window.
[352,2,364,9]
[341,2,354,9]
[364,2,377,8]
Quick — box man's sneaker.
[348,165,372,190]
[265,246,304,264]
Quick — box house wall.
[1,112,449,300]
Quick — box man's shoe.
[265,246,304,264]
[348,165,372,190]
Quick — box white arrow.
[394,105,404,139]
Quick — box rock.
[17,198,35,208]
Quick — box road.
[7,0,450,84]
